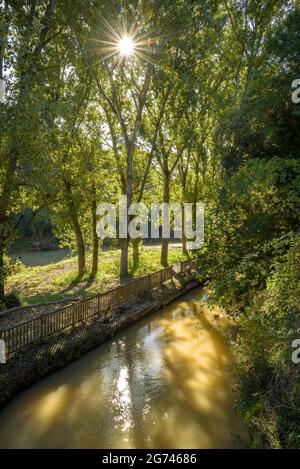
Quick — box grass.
[6,244,185,306]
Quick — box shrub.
[197,157,300,448]
[4,292,22,310]
[233,235,300,448]
[4,255,25,278]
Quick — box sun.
[92,16,157,66]
[118,36,135,57]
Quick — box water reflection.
[0,288,246,448]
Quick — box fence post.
[40,315,45,341]
[72,304,76,327]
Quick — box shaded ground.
[9,242,182,267]
[9,248,72,267]
[4,245,184,310]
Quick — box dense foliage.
[198,6,300,448]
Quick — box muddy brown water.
[0,288,246,448]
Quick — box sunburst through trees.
[91,16,157,66]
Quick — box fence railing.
[0,260,195,356]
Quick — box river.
[0,287,246,448]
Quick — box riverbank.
[0,274,199,409]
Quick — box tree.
[0,0,58,303]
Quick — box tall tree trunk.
[182,236,187,255]
[182,204,187,255]
[161,174,170,267]
[120,158,133,277]
[181,173,188,255]
[91,184,98,278]
[102,66,151,278]
[64,180,86,276]
[0,241,5,303]
[132,238,141,268]
[0,148,19,302]
[120,239,129,277]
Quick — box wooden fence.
[0,260,195,356]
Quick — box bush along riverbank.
[195,8,300,448]
[197,158,300,448]
[232,237,300,449]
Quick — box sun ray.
[89,16,158,66]
[129,20,139,40]
[100,15,122,42]
[134,50,156,66]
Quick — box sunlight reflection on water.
[0,288,246,449]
